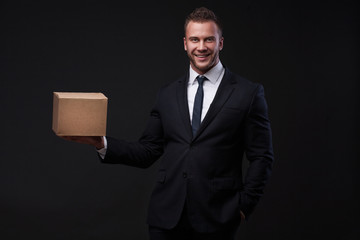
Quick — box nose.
[198,40,207,51]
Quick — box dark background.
[1,0,359,239]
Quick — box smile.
[194,54,210,59]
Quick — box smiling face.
[184,20,224,75]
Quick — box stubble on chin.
[188,51,219,74]
[189,55,213,74]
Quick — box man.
[62,7,274,240]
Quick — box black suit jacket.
[101,68,274,232]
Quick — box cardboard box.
[52,92,108,136]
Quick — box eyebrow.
[188,36,216,40]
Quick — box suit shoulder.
[228,70,262,90]
[158,74,186,92]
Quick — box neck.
[191,59,220,75]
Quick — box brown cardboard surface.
[52,92,108,136]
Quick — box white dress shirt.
[187,61,225,122]
[97,61,225,159]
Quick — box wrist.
[95,137,104,149]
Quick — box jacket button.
[183,172,187,178]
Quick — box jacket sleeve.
[240,84,274,218]
[100,92,164,169]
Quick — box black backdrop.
[1,0,359,239]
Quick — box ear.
[219,37,224,51]
[183,37,187,51]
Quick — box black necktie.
[192,75,206,136]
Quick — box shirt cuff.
[96,136,107,159]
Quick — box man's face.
[184,21,224,75]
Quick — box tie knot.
[197,75,206,86]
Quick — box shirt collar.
[188,61,224,85]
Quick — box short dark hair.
[184,7,223,37]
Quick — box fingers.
[240,211,246,220]
[57,135,103,148]
[59,135,90,144]
[59,136,72,141]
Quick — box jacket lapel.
[176,72,193,140]
[176,68,236,141]
[193,68,236,140]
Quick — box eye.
[205,37,215,42]
[190,38,199,42]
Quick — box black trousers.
[149,206,239,240]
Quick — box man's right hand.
[60,136,104,150]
